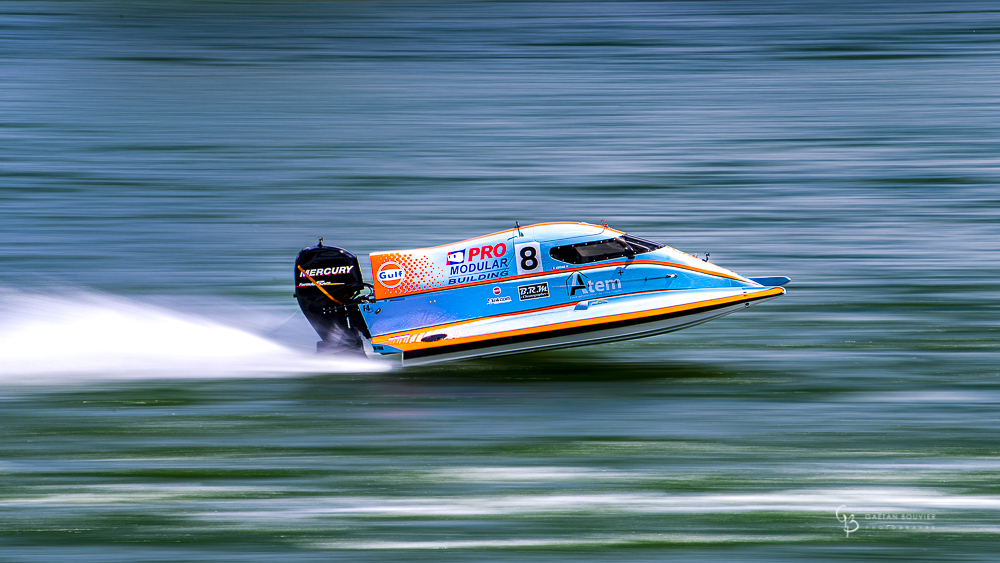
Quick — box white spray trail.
[0,291,388,385]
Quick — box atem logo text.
[377,263,405,287]
[518,282,549,301]
[566,273,623,296]
[299,266,353,277]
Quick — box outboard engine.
[294,241,372,353]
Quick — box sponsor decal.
[447,242,511,285]
[565,272,623,296]
[387,334,410,344]
[445,243,507,267]
[492,286,501,295]
[487,296,512,305]
[448,258,509,277]
[299,266,353,277]
[518,282,549,301]
[469,243,506,262]
[377,262,405,288]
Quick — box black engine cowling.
[294,243,371,351]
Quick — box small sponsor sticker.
[518,282,549,301]
[492,286,501,295]
[486,296,512,305]
[377,262,405,287]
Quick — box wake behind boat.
[294,222,788,365]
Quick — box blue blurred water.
[1,1,999,560]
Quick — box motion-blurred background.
[1,1,998,560]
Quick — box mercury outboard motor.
[294,240,372,353]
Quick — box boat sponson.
[387,287,784,362]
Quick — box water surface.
[1,1,999,560]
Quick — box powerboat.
[294,222,788,365]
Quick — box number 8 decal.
[515,241,542,275]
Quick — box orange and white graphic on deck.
[370,251,447,298]
[369,230,519,299]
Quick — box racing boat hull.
[293,222,788,365]
[369,286,784,365]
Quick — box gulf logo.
[377,262,405,287]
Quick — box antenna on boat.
[317,237,324,247]
[515,221,523,236]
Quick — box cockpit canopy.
[548,234,664,265]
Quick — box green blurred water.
[1,1,999,560]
